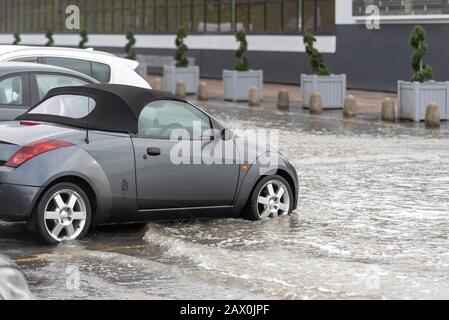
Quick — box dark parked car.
[0,62,97,121]
[0,84,298,244]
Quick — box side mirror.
[221,128,233,140]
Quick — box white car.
[0,255,32,300]
[0,45,150,89]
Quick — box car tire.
[33,182,92,245]
[244,175,293,221]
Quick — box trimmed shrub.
[79,29,88,49]
[45,30,54,46]
[303,32,330,76]
[410,25,433,82]
[125,31,136,60]
[12,33,20,45]
[235,31,249,71]
[175,27,189,67]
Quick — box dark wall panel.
[96,23,449,92]
[336,24,412,92]
[335,24,449,92]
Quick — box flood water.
[1,101,449,299]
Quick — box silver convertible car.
[0,84,298,244]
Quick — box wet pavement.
[2,100,449,300]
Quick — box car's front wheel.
[34,183,92,245]
[245,175,293,221]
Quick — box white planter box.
[163,66,199,94]
[301,74,346,109]
[398,80,449,122]
[223,70,263,101]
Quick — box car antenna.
[85,98,91,144]
[85,122,90,144]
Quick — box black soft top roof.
[16,84,186,134]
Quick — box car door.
[30,72,93,106]
[0,73,30,121]
[132,100,240,211]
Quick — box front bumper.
[0,183,41,222]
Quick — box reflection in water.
[2,104,449,299]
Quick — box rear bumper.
[0,183,41,222]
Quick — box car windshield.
[28,94,96,119]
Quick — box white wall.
[0,33,338,53]
[335,0,356,25]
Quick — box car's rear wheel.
[34,182,92,245]
[244,175,293,221]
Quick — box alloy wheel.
[256,180,290,219]
[43,189,87,242]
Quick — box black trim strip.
[139,205,234,213]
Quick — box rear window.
[91,62,111,83]
[29,94,96,119]
[35,74,90,100]
[41,57,111,83]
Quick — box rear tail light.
[20,121,41,126]
[5,139,74,168]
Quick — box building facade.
[0,0,335,34]
[1,0,449,91]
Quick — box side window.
[0,76,23,106]
[138,101,212,140]
[41,57,92,77]
[29,94,96,119]
[91,62,111,83]
[41,57,111,83]
[9,56,39,63]
[35,74,89,100]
